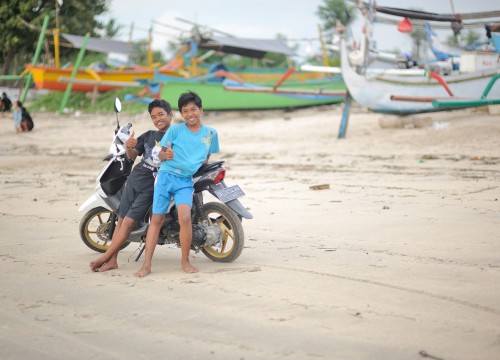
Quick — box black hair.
[178,90,202,111]
[147,99,172,114]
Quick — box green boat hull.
[160,80,345,110]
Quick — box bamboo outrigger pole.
[58,33,90,114]
[54,0,61,68]
[20,15,50,103]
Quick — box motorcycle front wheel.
[202,202,244,263]
[79,206,130,253]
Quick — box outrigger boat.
[339,2,500,114]
[340,38,500,114]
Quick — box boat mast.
[54,0,61,68]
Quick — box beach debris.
[421,154,439,160]
[432,121,450,129]
[419,350,444,360]
[309,184,330,190]
[379,115,433,128]
[383,205,390,210]
[446,154,463,161]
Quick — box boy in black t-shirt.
[90,99,173,272]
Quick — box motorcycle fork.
[108,212,117,239]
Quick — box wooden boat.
[158,77,346,111]
[27,28,334,94]
[27,62,332,93]
[203,64,330,84]
[339,3,500,115]
[341,38,500,114]
[26,65,157,92]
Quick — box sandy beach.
[1,104,499,360]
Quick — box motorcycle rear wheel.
[202,202,244,263]
[79,206,130,253]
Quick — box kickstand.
[128,243,145,262]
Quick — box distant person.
[90,99,173,272]
[13,101,34,133]
[134,90,220,277]
[20,102,34,132]
[13,101,22,133]
[1,92,12,114]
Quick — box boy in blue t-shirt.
[134,91,219,277]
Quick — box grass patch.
[29,87,150,114]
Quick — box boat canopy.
[61,33,134,55]
[198,36,294,58]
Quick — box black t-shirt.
[127,130,165,193]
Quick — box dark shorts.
[118,182,153,222]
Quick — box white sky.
[100,0,499,58]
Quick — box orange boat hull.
[27,65,157,92]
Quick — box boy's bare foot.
[133,265,151,277]
[97,262,118,272]
[182,262,198,273]
[90,257,107,272]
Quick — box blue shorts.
[152,171,194,214]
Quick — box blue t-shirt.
[160,123,219,177]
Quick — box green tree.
[410,28,426,61]
[130,39,165,65]
[447,29,480,48]
[315,0,356,65]
[316,0,356,30]
[0,0,110,75]
[103,18,122,38]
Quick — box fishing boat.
[339,3,500,114]
[149,31,347,110]
[340,38,500,114]
[26,64,156,92]
[156,76,346,111]
[27,30,332,94]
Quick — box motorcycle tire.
[79,206,130,253]
[201,202,245,263]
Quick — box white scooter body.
[78,118,132,215]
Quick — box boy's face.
[150,107,172,131]
[181,101,203,128]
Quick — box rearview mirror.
[114,97,122,113]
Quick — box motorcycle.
[78,98,252,262]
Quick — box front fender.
[78,193,112,213]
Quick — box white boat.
[338,2,500,114]
[340,36,500,114]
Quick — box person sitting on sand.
[134,90,219,277]
[12,101,23,133]
[90,99,173,272]
[20,102,34,132]
[1,92,12,114]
